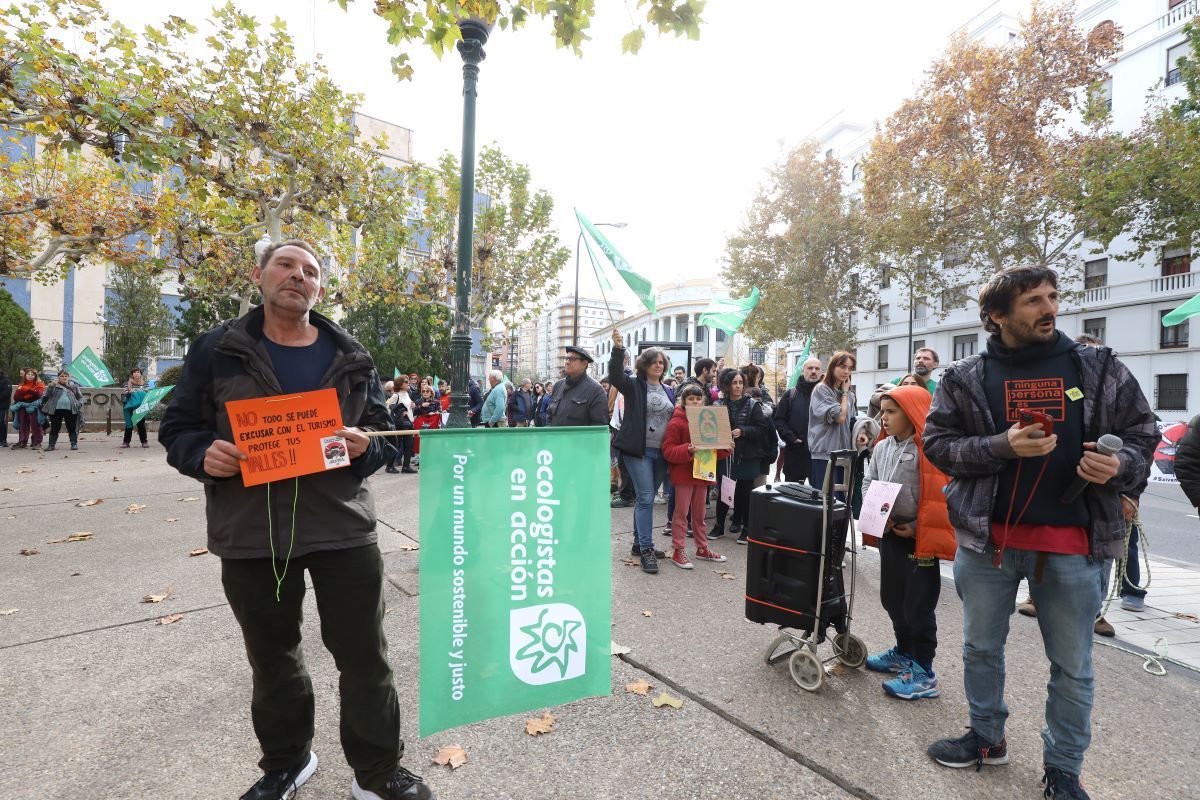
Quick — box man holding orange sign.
[160,240,434,800]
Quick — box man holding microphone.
[920,266,1155,800]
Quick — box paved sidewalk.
[3,437,1199,799]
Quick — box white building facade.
[534,296,625,381]
[826,0,1200,423]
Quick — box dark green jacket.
[159,307,395,559]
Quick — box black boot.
[709,515,726,540]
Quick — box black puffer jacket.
[720,396,772,461]
[159,306,394,559]
[1176,414,1200,509]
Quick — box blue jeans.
[1121,523,1147,600]
[953,545,1103,775]
[626,448,667,551]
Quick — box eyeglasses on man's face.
[564,355,585,363]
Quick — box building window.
[1093,77,1112,113]
[715,329,726,343]
[696,326,706,343]
[642,327,648,342]
[879,263,891,289]
[851,162,863,181]
[1156,374,1188,411]
[913,298,929,320]
[1084,257,1108,289]
[877,344,889,370]
[953,333,977,361]
[911,339,926,354]
[878,304,890,325]
[1168,40,1189,87]
[942,285,971,311]
[1160,310,1190,348]
[1162,246,1191,276]
[1083,317,1106,342]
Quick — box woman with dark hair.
[41,370,83,451]
[10,367,46,450]
[121,368,149,448]
[807,352,857,495]
[531,382,547,427]
[609,330,675,574]
[714,367,772,545]
[741,363,778,485]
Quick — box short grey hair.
[489,369,503,382]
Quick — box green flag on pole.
[575,209,655,313]
[67,346,114,388]
[1163,292,1200,327]
[394,367,401,380]
[787,335,813,389]
[579,227,614,293]
[131,385,173,425]
[696,287,760,335]
[418,427,611,736]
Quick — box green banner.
[67,346,114,388]
[394,367,401,380]
[418,427,611,736]
[697,287,760,335]
[131,385,173,425]
[578,219,615,294]
[575,209,655,314]
[788,335,813,389]
[1163,292,1200,327]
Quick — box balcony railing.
[1162,0,1197,31]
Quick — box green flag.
[579,226,614,294]
[131,385,173,425]
[1163,292,1200,327]
[393,367,401,380]
[67,346,114,388]
[575,209,655,313]
[418,427,611,736]
[788,336,813,389]
[696,287,760,335]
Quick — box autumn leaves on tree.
[724,1,1129,351]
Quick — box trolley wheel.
[764,633,798,666]
[788,649,824,692]
[833,633,867,669]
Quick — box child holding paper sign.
[861,385,955,701]
[662,384,729,569]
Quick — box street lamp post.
[447,17,493,429]
[572,221,626,346]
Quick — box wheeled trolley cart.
[744,450,866,691]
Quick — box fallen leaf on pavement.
[400,544,418,551]
[15,467,33,474]
[1173,612,1199,623]
[156,614,184,625]
[715,571,736,581]
[651,692,684,709]
[48,532,94,544]
[625,679,653,696]
[621,557,640,567]
[188,547,208,557]
[0,608,18,616]
[524,712,555,736]
[75,499,102,507]
[19,548,39,556]
[610,640,632,656]
[70,571,82,577]
[64,496,80,501]
[142,585,174,604]
[1,487,16,492]
[89,469,99,473]
[641,610,654,617]
[112,476,120,481]
[431,745,469,770]
[126,503,146,514]
[826,663,846,677]
[165,518,180,523]
[180,497,199,502]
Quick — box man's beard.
[914,365,931,376]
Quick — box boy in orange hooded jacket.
[861,385,955,700]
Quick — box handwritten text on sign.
[225,388,348,486]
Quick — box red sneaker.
[671,548,693,570]
[694,548,727,563]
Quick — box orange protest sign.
[225,388,350,487]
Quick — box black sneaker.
[709,521,725,540]
[736,532,748,545]
[928,728,1008,770]
[631,543,666,558]
[639,548,659,574]
[730,520,743,534]
[241,752,318,800]
[610,496,633,508]
[352,765,436,800]
[401,467,418,474]
[386,465,400,474]
[1042,766,1090,799]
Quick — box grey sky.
[107,0,996,314]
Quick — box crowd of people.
[0,366,166,452]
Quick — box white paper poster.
[858,480,904,538]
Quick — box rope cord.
[267,478,301,602]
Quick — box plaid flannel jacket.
[923,343,1157,561]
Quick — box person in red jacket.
[11,367,46,450]
[662,383,729,569]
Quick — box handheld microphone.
[1059,433,1123,503]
